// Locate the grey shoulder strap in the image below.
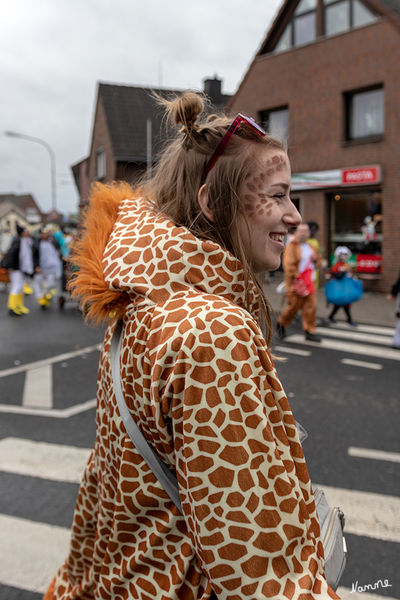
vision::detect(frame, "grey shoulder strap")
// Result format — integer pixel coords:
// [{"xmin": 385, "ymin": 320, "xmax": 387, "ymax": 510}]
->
[{"xmin": 110, "ymin": 320, "xmax": 182, "ymax": 512}]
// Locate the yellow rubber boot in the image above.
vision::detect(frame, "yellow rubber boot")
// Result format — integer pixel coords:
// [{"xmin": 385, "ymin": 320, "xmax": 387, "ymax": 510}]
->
[
  {"xmin": 16, "ymin": 293, "xmax": 30, "ymax": 314},
  {"xmin": 7, "ymin": 294, "xmax": 23, "ymax": 316},
  {"xmin": 23, "ymin": 283, "xmax": 33, "ymax": 295}
]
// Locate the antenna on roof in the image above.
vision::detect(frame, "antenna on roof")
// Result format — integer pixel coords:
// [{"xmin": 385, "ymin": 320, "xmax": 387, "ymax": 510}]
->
[{"xmin": 158, "ymin": 60, "xmax": 163, "ymax": 88}]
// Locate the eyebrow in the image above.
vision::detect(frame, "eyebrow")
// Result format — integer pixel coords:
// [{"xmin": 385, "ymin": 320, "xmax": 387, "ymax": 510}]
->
[{"xmin": 268, "ymin": 183, "xmax": 291, "ymax": 191}]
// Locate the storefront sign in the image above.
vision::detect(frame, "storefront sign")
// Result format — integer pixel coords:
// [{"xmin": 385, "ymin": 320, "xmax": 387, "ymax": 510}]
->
[
  {"xmin": 291, "ymin": 165, "xmax": 381, "ymax": 191},
  {"xmin": 342, "ymin": 166, "xmax": 381, "ymax": 186},
  {"xmin": 356, "ymin": 254, "xmax": 382, "ymax": 274}
]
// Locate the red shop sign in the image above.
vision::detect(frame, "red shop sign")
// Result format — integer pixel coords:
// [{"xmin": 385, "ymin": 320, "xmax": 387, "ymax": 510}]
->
[
  {"xmin": 356, "ymin": 254, "xmax": 382, "ymax": 273},
  {"xmin": 342, "ymin": 166, "xmax": 381, "ymax": 185}
]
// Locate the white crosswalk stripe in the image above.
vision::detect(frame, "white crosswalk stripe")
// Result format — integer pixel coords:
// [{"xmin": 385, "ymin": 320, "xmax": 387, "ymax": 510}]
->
[
  {"xmin": 277, "ymin": 323, "xmax": 400, "ymax": 362},
  {"xmin": 0, "ymin": 514, "xmax": 70, "ymax": 594}
]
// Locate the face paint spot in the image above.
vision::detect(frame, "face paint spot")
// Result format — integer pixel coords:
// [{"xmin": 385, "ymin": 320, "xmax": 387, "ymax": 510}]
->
[
  {"xmin": 266, "ymin": 168, "xmax": 274, "ymax": 176},
  {"xmin": 267, "ymin": 209, "xmax": 272, "ymax": 216},
  {"xmin": 247, "ymin": 183, "xmax": 256, "ymax": 192}
]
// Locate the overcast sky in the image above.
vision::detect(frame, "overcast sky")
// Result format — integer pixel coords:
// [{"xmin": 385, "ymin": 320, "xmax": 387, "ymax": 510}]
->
[{"xmin": 0, "ymin": 0, "xmax": 282, "ymax": 216}]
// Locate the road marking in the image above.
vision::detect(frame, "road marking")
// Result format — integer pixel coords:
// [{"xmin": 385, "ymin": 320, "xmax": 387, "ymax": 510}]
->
[
  {"xmin": 341, "ymin": 358, "xmax": 383, "ymax": 370},
  {"xmin": 285, "ymin": 334, "xmax": 400, "ymax": 361},
  {"xmin": 0, "ymin": 438, "xmax": 91, "ymax": 483},
  {"xmin": 274, "ymin": 345, "xmax": 311, "ymax": 356},
  {"xmin": 22, "ymin": 364, "xmax": 52, "ymax": 408},
  {"xmin": 338, "ymin": 585, "xmax": 397, "ymax": 600},
  {"xmin": 316, "ymin": 483, "xmax": 400, "ymax": 543},
  {"xmin": 348, "ymin": 446, "xmax": 400, "ymax": 464},
  {"xmin": 330, "ymin": 322, "xmax": 394, "ymax": 336},
  {"xmin": 0, "ymin": 397, "xmax": 96, "ymax": 418},
  {"xmin": 0, "ymin": 514, "xmax": 69, "ymax": 594},
  {"xmin": 1, "ymin": 436, "xmax": 398, "ymax": 543},
  {"xmin": 0, "ymin": 343, "xmax": 102, "ymax": 379},
  {"xmin": 316, "ymin": 327, "xmax": 392, "ymax": 346}
]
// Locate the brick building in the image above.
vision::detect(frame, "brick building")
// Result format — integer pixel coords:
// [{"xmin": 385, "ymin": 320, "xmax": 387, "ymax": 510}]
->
[
  {"xmin": 72, "ymin": 77, "xmax": 230, "ymax": 211},
  {"xmin": 228, "ymin": 0, "xmax": 400, "ymax": 290}
]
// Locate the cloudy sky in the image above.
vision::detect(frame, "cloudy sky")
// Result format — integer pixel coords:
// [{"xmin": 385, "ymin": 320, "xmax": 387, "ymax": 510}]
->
[{"xmin": 0, "ymin": 0, "xmax": 282, "ymax": 216}]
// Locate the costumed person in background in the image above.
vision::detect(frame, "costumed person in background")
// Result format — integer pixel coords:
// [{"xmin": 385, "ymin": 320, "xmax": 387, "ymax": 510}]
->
[
  {"xmin": 44, "ymin": 92, "xmax": 342, "ymax": 599},
  {"xmin": 387, "ymin": 270, "xmax": 400, "ymax": 349},
  {"xmin": 33, "ymin": 226, "xmax": 62, "ymax": 309},
  {"xmin": 327, "ymin": 246, "xmax": 359, "ymax": 327},
  {"xmin": 1, "ymin": 223, "xmax": 34, "ymax": 316},
  {"xmin": 277, "ymin": 223, "xmax": 322, "ymax": 342},
  {"xmin": 307, "ymin": 221, "xmax": 327, "ymax": 290},
  {"xmin": 53, "ymin": 227, "xmax": 71, "ymax": 307}
]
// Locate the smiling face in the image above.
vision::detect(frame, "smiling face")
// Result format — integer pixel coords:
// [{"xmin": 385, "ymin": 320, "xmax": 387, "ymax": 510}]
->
[{"xmin": 238, "ymin": 149, "xmax": 301, "ymax": 272}]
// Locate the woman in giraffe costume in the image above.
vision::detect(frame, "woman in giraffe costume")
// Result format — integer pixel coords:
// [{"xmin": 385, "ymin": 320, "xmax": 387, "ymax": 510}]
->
[{"xmin": 44, "ymin": 92, "xmax": 340, "ymax": 599}]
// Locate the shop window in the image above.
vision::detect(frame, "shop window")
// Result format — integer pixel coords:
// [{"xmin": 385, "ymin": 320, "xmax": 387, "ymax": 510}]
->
[
  {"xmin": 323, "ymin": 0, "xmax": 377, "ymax": 37},
  {"xmin": 345, "ymin": 86, "xmax": 384, "ymax": 140},
  {"xmin": 96, "ymin": 147, "xmax": 106, "ymax": 180},
  {"xmin": 259, "ymin": 107, "xmax": 289, "ymax": 146},
  {"xmin": 329, "ymin": 191, "xmax": 382, "ymax": 274}
]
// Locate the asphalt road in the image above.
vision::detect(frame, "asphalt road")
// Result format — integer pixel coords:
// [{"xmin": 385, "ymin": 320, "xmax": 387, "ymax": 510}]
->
[{"xmin": 0, "ymin": 289, "xmax": 398, "ymax": 600}]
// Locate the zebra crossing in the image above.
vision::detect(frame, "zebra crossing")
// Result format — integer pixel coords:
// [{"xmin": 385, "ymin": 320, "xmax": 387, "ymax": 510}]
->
[
  {"xmin": 0, "ymin": 323, "xmax": 398, "ymax": 599},
  {"xmin": 275, "ymin": 321, "xmax": 399, "ymax": 366}
]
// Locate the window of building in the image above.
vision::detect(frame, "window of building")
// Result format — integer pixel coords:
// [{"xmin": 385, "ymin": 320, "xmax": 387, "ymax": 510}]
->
[
  {"xmin": 323, "ymin": 0, "xmax": 377, "ymax": 37},
  {"xmin": 274, "ymin": 0, "xmax": 317, "ymax": 52},
  {"xmin": 325, "ymin": 0, "xmax": 350, "ymax": 36},
  {"xmin": 294, "ymin": 11, "xmax": 317, "ymax": 45},
  {"xmin": 259, "ymin": 107, "xmax": 289, "ymax": 146},
  {"xmin": 345, "ymin": 86, "xmax": 384, "ymax": 140},
  {"xmin": 353, "ymin": 0, "xmax": 377, "ymax": 27},
  {"xmin": 96, "ymin": 147, "xmax": 106, "ymax": 180},
  {"xmin": 275, "ymin": 23, "xmax": 292, "ymax": 52}
]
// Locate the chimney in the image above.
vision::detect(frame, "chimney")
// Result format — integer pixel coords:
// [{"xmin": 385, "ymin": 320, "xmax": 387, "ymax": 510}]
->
[{"xmin": 203, "ymin": 76, "xmax": 222, "ymax": 106}]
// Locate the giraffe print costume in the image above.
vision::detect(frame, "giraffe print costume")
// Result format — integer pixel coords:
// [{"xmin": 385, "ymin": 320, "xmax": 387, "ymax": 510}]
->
[{"xmin": 44, "ymin": 183, "xmax": 339, "ymax": 600}]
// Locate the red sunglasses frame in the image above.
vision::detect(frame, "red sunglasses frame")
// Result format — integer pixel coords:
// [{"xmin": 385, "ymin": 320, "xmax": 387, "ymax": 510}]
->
[{"xmin": 202, "ymin": 113, "xmax": 266, "ymax": 181}]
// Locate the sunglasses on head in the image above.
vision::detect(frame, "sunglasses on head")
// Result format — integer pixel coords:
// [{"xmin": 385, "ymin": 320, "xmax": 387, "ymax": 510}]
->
[{"xmin": 202, "ymin": 113, "xmax": 266, "ymax": 182}]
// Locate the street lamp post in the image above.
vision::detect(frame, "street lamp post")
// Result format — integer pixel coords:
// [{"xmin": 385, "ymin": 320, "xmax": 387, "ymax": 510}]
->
[{"xmin": 5, "ymin": 131, "xmax": 57, "ymax": 212}]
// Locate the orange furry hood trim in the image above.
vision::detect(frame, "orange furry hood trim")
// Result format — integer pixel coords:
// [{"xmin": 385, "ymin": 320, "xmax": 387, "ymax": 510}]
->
[
  {"xmin": 69, "ymin": 181, "xmax": 260, "ymax": 326},
  {"xmin": 68, "ymin": 182, "xmax": 138, "ymax": 324}
]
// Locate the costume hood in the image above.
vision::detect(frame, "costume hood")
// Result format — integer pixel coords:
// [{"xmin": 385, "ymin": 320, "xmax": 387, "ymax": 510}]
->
[{"xmin": 70, "ymin": 183, "xmax": 259, "ymax": 324}]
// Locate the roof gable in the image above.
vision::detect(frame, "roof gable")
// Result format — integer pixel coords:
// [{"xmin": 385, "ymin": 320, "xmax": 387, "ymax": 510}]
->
[{"xmin": 257, "ymin": 0, "xmax": 399, "ymax": 56}]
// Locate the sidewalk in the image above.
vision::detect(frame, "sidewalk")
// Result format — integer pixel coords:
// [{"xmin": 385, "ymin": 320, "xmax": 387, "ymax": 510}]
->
[{"xmin": 263, "ymin": 272, "xmax": 396, "ymax": 328}]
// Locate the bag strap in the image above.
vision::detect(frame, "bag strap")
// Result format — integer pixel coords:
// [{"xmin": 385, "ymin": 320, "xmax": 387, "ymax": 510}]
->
[{"xmin": 110, "ymin": 320, "xmax": 182, "ymax": 512}]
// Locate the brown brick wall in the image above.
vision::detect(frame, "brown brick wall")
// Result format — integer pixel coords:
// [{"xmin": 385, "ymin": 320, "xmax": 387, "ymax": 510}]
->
[
  {"xmin": 88, "ymin": 96, "xmax": 116, "ymax": 185},
  {"xmin": 229, "ymin": 19, "xmax": 400, "ymax": 290}
]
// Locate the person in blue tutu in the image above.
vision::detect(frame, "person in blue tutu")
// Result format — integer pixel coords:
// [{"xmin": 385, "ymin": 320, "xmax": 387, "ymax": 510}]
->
[{"xmin": 327, "ymin": 246, "xmax": 358, "ymax": 326}]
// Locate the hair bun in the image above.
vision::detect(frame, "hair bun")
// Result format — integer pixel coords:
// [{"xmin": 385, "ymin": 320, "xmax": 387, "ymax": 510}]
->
[{"xmin": 167, "ymin": 91, "xmax": 205, "ymax": 134}]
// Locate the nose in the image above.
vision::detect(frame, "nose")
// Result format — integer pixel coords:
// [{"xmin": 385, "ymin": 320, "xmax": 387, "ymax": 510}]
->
[{"xmin": 283, "ymin": 201, "xmax": 302, "ymax": 228}]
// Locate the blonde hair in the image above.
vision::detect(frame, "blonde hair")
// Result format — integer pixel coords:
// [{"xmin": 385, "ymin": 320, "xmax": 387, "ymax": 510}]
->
[{"xmin": 143, "ymin": 91, "xmax": 286, "ymax": 346}]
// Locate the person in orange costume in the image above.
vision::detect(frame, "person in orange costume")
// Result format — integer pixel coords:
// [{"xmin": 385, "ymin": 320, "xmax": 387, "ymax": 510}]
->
[
  {"xmin": 44, "ymin": 93, "xmax": 341, "ymax": 600},
  {"xmin": 277, "ymin": 223, "xmax": 322, "ymax": 342}
]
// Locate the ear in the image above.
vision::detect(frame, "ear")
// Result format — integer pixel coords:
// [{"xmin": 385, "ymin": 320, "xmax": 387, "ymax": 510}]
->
[{"xmin": 197, "ymin": 184, "xmax": 214, "ymax": 223}]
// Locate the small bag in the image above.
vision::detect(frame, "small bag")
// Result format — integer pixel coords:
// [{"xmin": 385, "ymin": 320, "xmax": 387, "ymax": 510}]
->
[
  {"xmin": 312, "ymin": 487, "xmax": 347, "ymax": 590},
  {"xmin": 110, "ymin": 321, "xmax": 347, "ymax": 592},
  {"xmin": 295, "ymin": 267, "xmax": 314, "ymax": 297}
]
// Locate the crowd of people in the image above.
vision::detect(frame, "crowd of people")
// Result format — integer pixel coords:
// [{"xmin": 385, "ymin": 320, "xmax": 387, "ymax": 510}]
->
[{"xmin": 0, "ymin": 223, "xmax": 75, "ymax": 315}]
